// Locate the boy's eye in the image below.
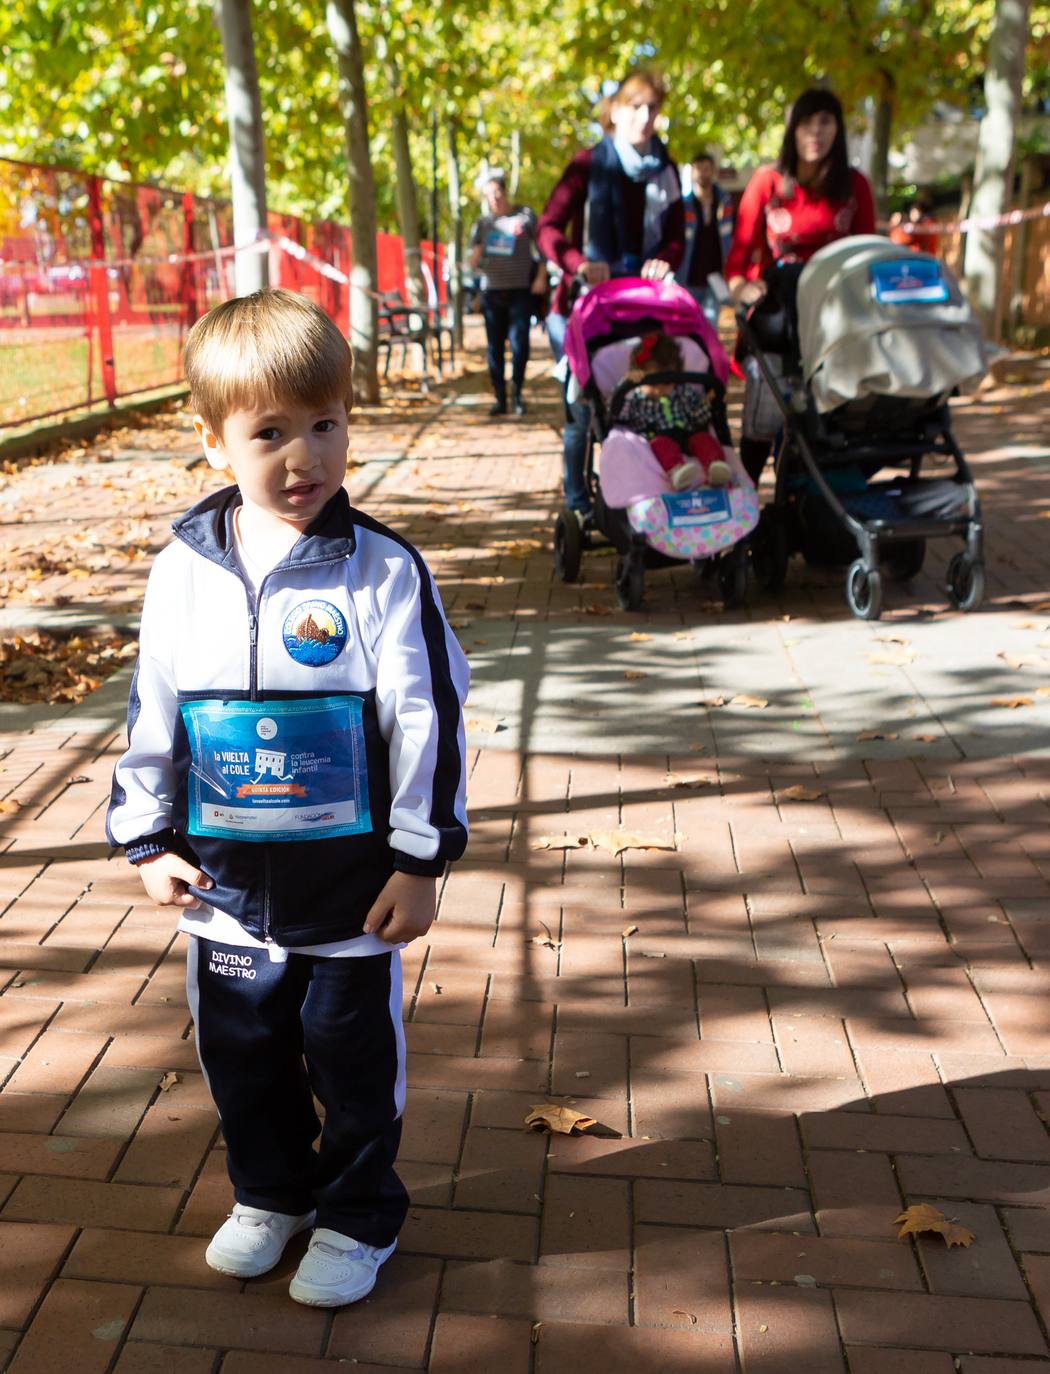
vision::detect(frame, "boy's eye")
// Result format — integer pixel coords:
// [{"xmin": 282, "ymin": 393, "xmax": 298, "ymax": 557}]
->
[
  {"xmin": 314, "ymin": 419, "xmax": 337, "ymax": 433},
  {"xmin": 255, "ymin": 426, "xmax": 280, "ymax": 441}
]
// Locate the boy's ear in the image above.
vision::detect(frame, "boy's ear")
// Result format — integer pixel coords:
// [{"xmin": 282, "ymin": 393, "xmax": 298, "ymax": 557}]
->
[{"xmin": 193, "ymin": 415, "xmax": 227, "ymax": 472}]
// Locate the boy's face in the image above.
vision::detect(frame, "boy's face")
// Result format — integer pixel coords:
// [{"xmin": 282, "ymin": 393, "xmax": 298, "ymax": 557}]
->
[{"xmin": 195, "ymin": 396, "xmax": 350, "ymax": 529}]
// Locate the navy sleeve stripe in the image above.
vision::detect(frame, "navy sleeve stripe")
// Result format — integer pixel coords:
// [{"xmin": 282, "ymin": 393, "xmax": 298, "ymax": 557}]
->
[{"xmin": 348, "ymin": 507, "xmax": 467, "ymax": 862}]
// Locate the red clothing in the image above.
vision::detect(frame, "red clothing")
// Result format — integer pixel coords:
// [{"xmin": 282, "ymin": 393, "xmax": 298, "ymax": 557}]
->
[
  {"xmin": 724, "ymin": 165, "xmax": 876, "ymax": 282},
  {"xmin": 537, "ymin": 148, "xmax": 685, "ymax": 317}
]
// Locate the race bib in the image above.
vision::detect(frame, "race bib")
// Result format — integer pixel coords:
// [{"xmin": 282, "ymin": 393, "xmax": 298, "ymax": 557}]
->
[
  {"xmin": 870, "ymin": 257, "xmax": 949, "ymax": 304},
  {"xmin": 661, "ymin": 488, "xmax": 732, "ymax": 528},
  {"xmin": 180, "ymin": 696, "xmax": 372, "ymax": 842}
]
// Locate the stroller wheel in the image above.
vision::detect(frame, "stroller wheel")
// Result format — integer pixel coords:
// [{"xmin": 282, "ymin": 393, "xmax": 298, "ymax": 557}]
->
[
  {"xmin": 719, "ymin": 545, "xmax": 748, "ymax": 610},
  {"xmin": 846, "ymin": 559, "xmax": 883, "ymax": 621},
  {"xmin": 946, "ymin": 553, "xmax": 985, "ymax": 612},
  {"xmin": 615, "ymin": 554, "xmax": 645, "ymax": 611},
  {"xmin": 554, "ymin": 509, "xmax": 583, "ymax": 583},
  {"xmin": 884, "ymin": 539, "xmax": 926, "ymax": 582}
]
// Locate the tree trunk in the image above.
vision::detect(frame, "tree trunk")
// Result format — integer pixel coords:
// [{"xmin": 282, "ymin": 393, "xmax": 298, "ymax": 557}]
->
[
  {"xmin": 1007, "ymin": 155, "xmax": 1037, "ymax": 338},
  {"xmin": 869, "ymin": 90, "xmax": 894, "ymax": 220},
  {"xmin": 509, "ymin": 128, "xmax": 521, "ymax": 196},
  {"xmin": 214, "ymin": 0, "xmax": 268, "ymax": 296},
  {"xmin": 325, "ymin": 0, "xmax": 380, "ymax": 404},
  {"xmin": 963, "ymin": 0, "xmax": 1030, "ymax": 335},
  {"xmin": 446, "ymin": 116, "xmax": 464, "ymax": 347},
  {"xmin": 389, "ymin": 95, "xmax": 428, "ymax": 309}
]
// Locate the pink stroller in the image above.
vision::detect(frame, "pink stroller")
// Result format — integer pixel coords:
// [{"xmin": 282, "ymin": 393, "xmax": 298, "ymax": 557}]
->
[{"xmin": 554, "ymin": 278, "xmax": 759, "ymax": 609}]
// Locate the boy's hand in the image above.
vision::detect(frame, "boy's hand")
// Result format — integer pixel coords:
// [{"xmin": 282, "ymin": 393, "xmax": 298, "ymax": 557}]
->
[
  {"xmin": 364, "ymin": 872, "xmax": 437, "ymax": 944},
  {"xmin": 136, "ymin": 852, "xmax": 213, "ymax": 909}
]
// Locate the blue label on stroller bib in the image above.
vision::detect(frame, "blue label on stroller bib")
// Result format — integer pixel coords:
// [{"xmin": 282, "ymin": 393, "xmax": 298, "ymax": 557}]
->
[
  {"xmin": 661, "ymin": 489, "xmax": 732, "ymax": 528},
  {"xmin": 870, "ymin": 258, "xmax": 949, "ymax": 304},
  {"xmin": 180, "ymin": 697, "xmax": 372, "ymax": 842}
]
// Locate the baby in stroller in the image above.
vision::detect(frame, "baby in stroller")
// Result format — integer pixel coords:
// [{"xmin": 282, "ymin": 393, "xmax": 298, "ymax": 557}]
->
[{"xmin": 619, "ymin": 331, "xmax": 731, "ymax": 491}]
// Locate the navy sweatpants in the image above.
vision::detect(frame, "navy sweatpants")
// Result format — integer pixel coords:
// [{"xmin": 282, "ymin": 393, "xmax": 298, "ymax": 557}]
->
[{"xmin": 186, "ymin": 937, "xmax": 408, "ymax": 1246}]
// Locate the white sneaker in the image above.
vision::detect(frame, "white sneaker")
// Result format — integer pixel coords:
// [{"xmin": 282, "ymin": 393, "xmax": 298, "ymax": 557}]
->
[
  {"xmin": 288, "ymin": 1228, "xmax": 397, "ymax": 1307},
  {"xmin": 205, "ymin": 1203, "xmax": 316, "ymax": 1278},
  {"xmin": 707, "ymin": 459, "xmax": 731, "ymax": 487},
  {"xmin": 670, "ymin": 458, "xmax": 703, "ymax": 491}
]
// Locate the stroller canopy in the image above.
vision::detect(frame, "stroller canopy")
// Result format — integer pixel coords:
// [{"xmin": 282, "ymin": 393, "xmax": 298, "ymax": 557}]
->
[
  {"xmin": 797, "ymin": 236, "xmax": 987, "ymax": 414},
  {"xmin": 564, "ymin": 278, "xmax": 729, "ymax": 389}
]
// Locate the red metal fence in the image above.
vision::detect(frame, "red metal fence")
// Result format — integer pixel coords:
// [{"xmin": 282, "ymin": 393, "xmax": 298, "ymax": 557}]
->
[{"xmin": 0, "ymin": 158, "xmax": 443, "ymax": 429}]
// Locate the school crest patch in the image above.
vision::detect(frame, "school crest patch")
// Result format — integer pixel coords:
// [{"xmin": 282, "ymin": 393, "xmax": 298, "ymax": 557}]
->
[{"xmin": 282, "ymin": 600, "xmax": 347, "ymax": 667}]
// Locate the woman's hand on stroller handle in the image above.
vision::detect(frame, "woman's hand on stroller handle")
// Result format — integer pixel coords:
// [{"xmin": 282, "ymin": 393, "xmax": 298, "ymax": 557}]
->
[
  {"xmin": 640, "ymin": 258, "xmax": 673, "ymax": 281},
  {"xmin": 578, "ymin": 260, "xmax": 611, "ymax": 285},
  {"xmin": 731, "ymin": 277, "xmax": 768, "ymax": 307}
]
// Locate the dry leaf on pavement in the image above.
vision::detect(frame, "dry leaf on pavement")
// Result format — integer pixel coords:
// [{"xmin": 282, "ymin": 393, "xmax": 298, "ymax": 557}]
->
[
  {"xmin": 778, "ymin": 785, "xmax": 825, "ymax": 802},
  {"xmin": 624, "ymin": 670, "xmax": 647, "ymax": 681},
  {"xmin": 531, "ymin": 834, "xmax": 588, "ymax": 851},
  {"xmin": 857, "ymin": 730, "xmax": 899, "ymax": 741},
  {"xmin": 867, "ymin": 648, "xmax": 917, "ymax": 666},
  {"xmin": 895, "ymin": 1203, "xmax": 975, "ymax": 1248},
  {"xmin": 466, "ymin": 717, "xmax": 504, "ymax": 733},
  {"xmin": 731, "ymin": 694, "xmax": 769, "ymax": 709},
  {"xmin": 626, "ymin": 632, "xmax": 652, "ymax": 642},
  {"xmin": 525, "ymin": 1103, "xmax": 597, "ymax": 1135},
  {"xmin": 665, "ymin": 772, "xmax": 715, "ymax": 789},
  {"xmin": 588, "ymin": 830, "xmax": 679, "ymax": 856},
  {"xmin": 998, "ymin": 651, "xmax": 1046, "ymax": 670},
  {"xmin": 158, "ymin": 1071, "xmax": 180, "ymax": 1092},
  {"xmin": 0, "ymin": 799, "xmax": 22, "ymax": 814},
  {"xmin": 583, "ymin": 602, "xmax": 613, "ymax": 616},
  {"xmin": 911, "ymin": 734, "xmax": 939, "ymax": 743},
  {"xmin": 990, "ymin": 695, "xmax": 1034, "ymax": 709}
]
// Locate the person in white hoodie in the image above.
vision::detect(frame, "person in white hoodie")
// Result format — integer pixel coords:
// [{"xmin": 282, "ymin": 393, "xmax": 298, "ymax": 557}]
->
[{"xmin": 107, "ymin": 288, "xmax": 469, "ymax": 1307}]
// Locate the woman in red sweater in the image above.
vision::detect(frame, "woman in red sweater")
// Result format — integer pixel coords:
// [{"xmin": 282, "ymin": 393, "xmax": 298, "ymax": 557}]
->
[
  {"xmin": 726, "ymin": 88, "xmax": 876, "ymax": 481},
  {"xmin": 537, "ymin": 71, "xmax": 684, "ymax": 515}
]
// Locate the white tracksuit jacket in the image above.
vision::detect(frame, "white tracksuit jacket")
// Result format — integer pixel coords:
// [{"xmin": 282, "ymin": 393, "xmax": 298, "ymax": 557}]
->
[{"xmin": 107, "ymin": 485, "xmax": 469, "ymax": 945}]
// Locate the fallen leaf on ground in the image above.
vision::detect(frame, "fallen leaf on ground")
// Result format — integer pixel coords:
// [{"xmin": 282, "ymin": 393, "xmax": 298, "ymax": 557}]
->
[
  {"xmin": 626, "ymin": 632, "xmax": 652, "ymax": 642},
  {"xmin": 703, "ymin": 695, "xmax": 727, "ymax": 708},
  {"xmin": 624, "ymin": 670, "xmax": 647, "ymax": 681},
  {"xmin": 531, "ymin": 834, "xmax": 589, "ymax": 851},
  {"xmin": 911, "ymin": 733, "xmax": 940, "ymax": 742},
  {"xmin": 532, "ymin": 922, "xmax": 561, "ymax": 951},
  {"xmin": 583, "ymin": 602, "xmax": 613, "ymax": 616},
  {"xmin": 0, "ymin": 799, "xmax": 22, "ymax": 814},
  {"xmin": 588, "ymin": 829, "xmax": 679, "ymax": 856},
  {"xmin": 875, "ymin": 634, "xmax": 909, "ymax": 645},
  {"xmin": 158, "ymin": 1071, "xmax": 180, "ymax": 1092},
  {"xmin": 731, "ymin": 694, "xmax": 769, "ymax": 709},
  {"xmin": 66, "ymin": 775, "xmax": 90, "ymax": 784},
  {"xmin": 778, "ymin": 785, "xmax": 825, "ymax": 802},
  {"xmin": 867, "ymin": 648, "xmax": 917, "ymax": 666},
  {"xmin": 1038, "ymin": 686, "xmax": 1050, "ymax": 698},
  {"xmin": 990, "ymin": 695, "xmax": 1033, "ymax": 709},
  {"xmin": 466, "ymin": 717, "xmax": 504, "ymax": 733},
  {"xmin": 672, "ymin": 1309, "xmax": 699, "ymax": 1324},
  {"xmin": 665, "ymin": 772, "xmax": 715, "ymax": 789},
  {"xmin": 622, "ymin": 925, "xmax": 639, "ymax": 937},
  {"xmin": 998, "ymin": 651, "xmax": 1046, "ymax": 669},
  {"xmin": 857, "ymin": 730, "xmax": 899, "ymax": 741},
  {"xmin": 525, "ymin": 1104, "xmax": 597, "ymax": 1135},
  {"xmin": 672, "ymin": 631, "xmax": 693, "ymax": 640},
  {"xmin": 895, "ymin": 1203, "xmax": 975, "ymax": 1247}
]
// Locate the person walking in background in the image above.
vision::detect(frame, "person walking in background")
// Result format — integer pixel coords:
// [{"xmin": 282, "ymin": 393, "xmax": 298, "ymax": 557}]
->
[
  {"xmin": 469, "ymin": 170, "xmax": 541, "ymax": 416},
  {"xmin": 725, "ymin": 87, "xmax": 876, "ymax": 484},
  {"xmin": 537, "ymin": 70, "xmax": 684, "ymax": 517},
  {"xmin": 676, "ymin": 151, "xmax": 732, "ymax": 329},
  {"xmin": 889, "ymin": 193, "xmax": 942, "ymax": 256}
]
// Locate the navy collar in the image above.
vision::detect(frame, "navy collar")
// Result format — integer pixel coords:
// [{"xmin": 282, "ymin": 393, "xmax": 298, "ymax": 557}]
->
[{"xmin": 172, "ymin": 484, "xmax": 357, "ymax": 572}]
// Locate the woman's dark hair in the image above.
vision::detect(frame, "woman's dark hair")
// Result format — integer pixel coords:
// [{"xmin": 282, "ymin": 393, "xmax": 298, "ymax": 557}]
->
[{"xmin": 776, "ymin": 88, "xmax": 851, "ymax": 202}]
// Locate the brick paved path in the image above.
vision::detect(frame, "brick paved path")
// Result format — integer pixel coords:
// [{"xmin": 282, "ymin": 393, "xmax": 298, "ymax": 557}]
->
[{"xmin": 2, "ymin": 337, "xmax": 1050, "ymax": 1372}]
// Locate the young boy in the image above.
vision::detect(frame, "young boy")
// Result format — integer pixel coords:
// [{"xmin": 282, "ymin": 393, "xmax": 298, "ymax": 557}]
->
[{"xmin": 107, "ymin": 288, "xmax": 469, "ymax": 1306}]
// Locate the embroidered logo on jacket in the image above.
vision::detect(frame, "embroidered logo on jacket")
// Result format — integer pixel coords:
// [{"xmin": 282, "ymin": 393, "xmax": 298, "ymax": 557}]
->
[{"xmin": 282, "ymin": 600, "xmax": 347, "ymax": 666}]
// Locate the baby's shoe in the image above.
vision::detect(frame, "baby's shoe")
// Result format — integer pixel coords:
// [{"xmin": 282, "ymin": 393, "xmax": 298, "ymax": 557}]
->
[
  {"xmin": 706, "ymin": 459, "xmax": 731, "ymax": 487},
  {"xmin": 205, "ymin": 1203, "xmax": 316, "ymax": 1277},
  {"xmin": 289, "ymin": 1228, "xmax": 397, "ymax": 1307},
  {"xmin": 670, "ymin": 458, "xmax": 703, "ymax": 491}
]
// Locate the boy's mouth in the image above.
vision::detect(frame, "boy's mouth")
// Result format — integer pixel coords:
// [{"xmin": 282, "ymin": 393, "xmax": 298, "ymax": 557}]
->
[{"xmin": 285, "ymin": 481, "xmax": 322, "ymax": 504}]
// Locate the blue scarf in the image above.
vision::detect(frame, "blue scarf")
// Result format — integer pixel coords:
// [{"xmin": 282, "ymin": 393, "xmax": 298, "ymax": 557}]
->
[{"xmin": 586, "ymin": 134, "xmax": 680, "ymax": 276}]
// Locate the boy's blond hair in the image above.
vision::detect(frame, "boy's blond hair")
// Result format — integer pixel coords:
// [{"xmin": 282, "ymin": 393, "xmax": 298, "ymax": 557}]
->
[{"xmin": 185, "ymin": 288, "xmax": 353, "ymax": 433}]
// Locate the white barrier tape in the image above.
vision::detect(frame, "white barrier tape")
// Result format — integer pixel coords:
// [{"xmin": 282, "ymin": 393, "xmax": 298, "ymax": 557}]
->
[{"xmin": 880, "ymin": 198, "xmax": 1050, "ymax": 236}]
